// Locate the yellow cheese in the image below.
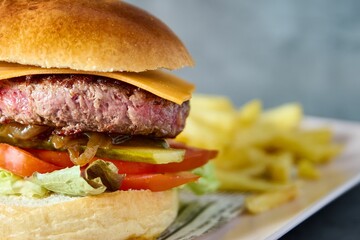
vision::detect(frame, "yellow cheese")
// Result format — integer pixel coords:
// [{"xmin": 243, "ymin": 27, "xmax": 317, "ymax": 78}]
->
[{"xmin": 0, "ymin": 62, "xmax": 194, "ymax": 104}]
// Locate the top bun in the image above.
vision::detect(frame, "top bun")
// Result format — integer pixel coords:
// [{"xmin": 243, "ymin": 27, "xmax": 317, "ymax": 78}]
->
[{"xmin": 0, "ymin": 0, "xmax": 194, "ymax": 72}]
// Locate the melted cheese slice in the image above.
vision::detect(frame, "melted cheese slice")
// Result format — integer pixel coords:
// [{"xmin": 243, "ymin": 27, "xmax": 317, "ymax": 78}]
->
[{"xmin": 0, "ymin": 62, "xmax": 194, "ymax": 104}]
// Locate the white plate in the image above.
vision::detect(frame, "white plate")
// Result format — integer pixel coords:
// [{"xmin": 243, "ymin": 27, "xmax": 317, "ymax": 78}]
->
[
  {"xmin": 220, "ymin": 117, "xmax": 360, "ymax": 240},
  {"xmin": 161, "ymin": 117, "xmax": 360, "ymax": 240}
]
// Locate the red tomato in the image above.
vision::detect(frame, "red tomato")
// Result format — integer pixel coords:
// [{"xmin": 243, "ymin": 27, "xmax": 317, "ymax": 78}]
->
[
  {"xmin": 120, "ymin": 172, "xmax": 199, "ymax": 191},
  {"xmin": 155, "ymin": 142, "xmax": 218, "ymax": 172},
  {"xmin": 27, "ymin": 149, "xmax": 74, "ymax": 168},
  {"xmin": 0, "ymin": 144, "xmax": 61, "ymax": 177},
  {"xmin": 0, "ymin": 142, "xmax": 213, "ymax": 191},
  {"xmin": 27, "ymin": 149, "xmax": 156, "ymax": 174},
  {"xmin": 103, "ymin": 159, "xmax": 156, "ymax": 174},
  {"xmin": 109, "ymin": 143, "xmax": 217, "ymax": 173}
]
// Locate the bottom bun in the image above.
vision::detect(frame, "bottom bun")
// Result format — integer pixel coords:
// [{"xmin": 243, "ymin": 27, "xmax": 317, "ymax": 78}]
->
[{"xmin": 0, "ymin": 190, "xmax": 178, "ymax": 240}]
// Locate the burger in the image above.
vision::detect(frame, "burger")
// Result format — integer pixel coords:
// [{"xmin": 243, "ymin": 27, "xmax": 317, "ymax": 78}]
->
[{"xmin": 0, "ymin": 0, "xmax": 217, "ymax": 239}]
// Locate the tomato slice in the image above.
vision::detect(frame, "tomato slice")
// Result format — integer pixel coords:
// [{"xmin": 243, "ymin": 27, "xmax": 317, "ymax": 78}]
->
[
  {"xmin": 0, "ymin": 144, "xmax": 61, "ymax": 177},
  {"xmin": 0, "ymin": 143, "xmax": 208, "ymax": 192},
  {"xmin": 156, "ymin": 142, "xmax": 218, "ymax": 172},
  {"xmin": 110, "ymin": 143, "xmax": 217, "ymax": 173},
  {"xmin": 104, "ymin": 159, "xmax": 156, "ymax": 174},
  {"xmin": 120, "ymin": 172, "xmax": 199, "ymax": 191},
  {"xmin": 27, "ymin": 149, "xmax": 74, "ymax": 168},
  {"xmin": 27, "ymin": 149, "xmax": 156, "ymax": 174}
]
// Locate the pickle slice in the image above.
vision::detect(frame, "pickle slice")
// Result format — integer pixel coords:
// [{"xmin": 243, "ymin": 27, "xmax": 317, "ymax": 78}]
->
[
  {"xmin": 0, "ymin": 135, "xmax": 184, "ymax": 164},
  {"xmin": 96, "ymin": 146, "xmax": 185, "ymax": 164}
]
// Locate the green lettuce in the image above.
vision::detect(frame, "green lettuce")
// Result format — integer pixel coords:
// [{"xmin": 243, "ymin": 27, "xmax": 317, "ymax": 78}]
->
[
  {"xmin": 185, "ymin": 162, "xmax": 220, "ymax": 195},
  {"xmin": 0, "ymin": 169, "xmax": 48, "ymax": 198},
  {"xmin": 30, "ymin": 160, "xmax": 122, "ymax": 197}
]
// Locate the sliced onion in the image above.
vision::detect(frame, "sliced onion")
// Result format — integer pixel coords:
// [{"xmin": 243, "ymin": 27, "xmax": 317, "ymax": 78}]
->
[
  {"xmin": 93, "ymin": 134, "xmax": 112, "ymax": 149},
  {"xmin": 50, "ymin": 135, "xmax": 88, "ymax": 149},
  {"xmin": 68, "ymin": 144, "xmax": 96, "ymax": 166},
  {"xmin": 0, "ymin": 123, "xmax": 49, "ymax": 140},
  {"xmin": 68, "ymin": 146, "xmax": 81, "ymax": 160},
  {"xmin": 51, "ymin": 132, "xmax": 111, "ymax": 166},
  {"xmin": 68, "ymin": 133, "xmax": 109, "ymax": 166},
  {"xmin": 50, "ymin": 135, "xmax": 70, "ymax": 149}
]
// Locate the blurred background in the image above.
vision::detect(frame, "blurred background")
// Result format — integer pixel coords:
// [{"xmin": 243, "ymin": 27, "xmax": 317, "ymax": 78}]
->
[
  {"xmin": 129, "ymin": 0, "xmax": 360, "ymax": 121},
  {"xmin": 128, "ymin": 1, "xmax": 360, "ymax": 239}
]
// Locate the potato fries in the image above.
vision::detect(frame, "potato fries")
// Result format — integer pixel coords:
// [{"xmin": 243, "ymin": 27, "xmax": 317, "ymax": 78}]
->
[
  {"xmin": 245, "ymin": 185, "xmax": 299, "ymax": 214},
  {"xmin": 177, "ymin": 95, "xmax": 343, "ymax": 213}
]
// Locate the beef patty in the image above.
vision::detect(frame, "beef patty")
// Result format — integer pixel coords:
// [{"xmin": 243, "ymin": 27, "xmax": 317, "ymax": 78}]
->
[{"xmin": 0, "ymin": 74, "xmax": 190, "ymax": 137}]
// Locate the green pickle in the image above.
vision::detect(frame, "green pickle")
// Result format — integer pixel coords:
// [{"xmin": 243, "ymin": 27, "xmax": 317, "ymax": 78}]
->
[
  {"xmin": 96, "ymin": 146, "xmax": 184, "ymax": 164},
  {"xmin": 0, "ymin": 135, "xmax": 185, "ymax": 164},
  {"xmin": 95, "ymin": 137, "xmax": 185, "ymax": 164}
]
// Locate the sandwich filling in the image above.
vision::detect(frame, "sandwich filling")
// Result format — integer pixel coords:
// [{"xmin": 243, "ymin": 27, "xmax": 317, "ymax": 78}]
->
[{"xmin": 0, "ymin": 73, "xmax": 218, "ymax": 198}]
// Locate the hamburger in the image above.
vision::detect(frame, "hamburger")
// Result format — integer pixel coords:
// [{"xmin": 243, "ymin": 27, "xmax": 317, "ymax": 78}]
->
[{"xmin": 0, "ymin": 0, "xmax": 217, "ymax": 239}]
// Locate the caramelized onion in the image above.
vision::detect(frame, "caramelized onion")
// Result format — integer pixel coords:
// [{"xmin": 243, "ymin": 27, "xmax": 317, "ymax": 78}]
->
[
  {"xmin": 50, "ymin": 135, "xmax": 71, "ymax": 149},
  {"xmin": 0, "ymin": 123, "xmax": 49, "ymax": 140},
  {"xmin": 50, "ymin": 135, "xmax": 88, "ymax": 149},
  {"xmin": 68, "ymin": 133, "xmax": 110, "ymax": 166}
]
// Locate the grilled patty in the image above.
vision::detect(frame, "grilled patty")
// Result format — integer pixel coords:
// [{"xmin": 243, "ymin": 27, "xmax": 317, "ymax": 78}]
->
[{"xmin": 0, "ymin": 74, "xmax": 190, "ymax": 137}]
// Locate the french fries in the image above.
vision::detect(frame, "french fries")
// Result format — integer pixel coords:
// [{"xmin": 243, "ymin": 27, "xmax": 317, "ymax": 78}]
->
[
  {"xmin": 216, "ymin": 169, "xmax": 291, "ymax": 192},
  {"xmin": 298, "ymin": 160, "xmax": 320, "ymax": 180},
  {"xmin": 245, "ymin": 185, "xmax": 299, "ymax": 214},
  {"xmin": 177, "ymin": 95, "xmax": 343, "ymax": 213}
]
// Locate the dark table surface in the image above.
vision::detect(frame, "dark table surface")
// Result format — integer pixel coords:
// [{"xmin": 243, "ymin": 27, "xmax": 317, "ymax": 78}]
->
[{"xmin": 281, "ymin": 183, "xmax": 360, "ymax": 240}]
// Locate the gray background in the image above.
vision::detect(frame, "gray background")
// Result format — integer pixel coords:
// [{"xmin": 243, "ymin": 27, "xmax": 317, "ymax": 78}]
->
[
  {"xmin": 129, "ymin": 0, "xmax": 360, "ymax": 121},
  {"xmin": 129, "ymin": 0, "xmax": 360, "ymax": 239}
]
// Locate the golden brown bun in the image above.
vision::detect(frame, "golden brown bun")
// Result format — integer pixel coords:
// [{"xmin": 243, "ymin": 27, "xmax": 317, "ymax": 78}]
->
[
  {"xmin": 0, "ymin": 0, "xmax": 194, "ymax": 72},
  {"xmin": 0, "ymin": 190, "xmax": 178, "ymax": 240}
]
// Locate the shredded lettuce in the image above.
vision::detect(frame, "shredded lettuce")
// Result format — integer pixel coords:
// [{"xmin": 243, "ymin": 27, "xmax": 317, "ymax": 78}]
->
[
  {"xmin": 185, "ymin": 162, "xmax": 220, "ymax": 195},
  {"xmin": 30, "ymin": 160, "xmax": 121, "ymax": 197},
  {"xmin": 0, "ymin": 169, "xmax": 48, "ymax": 198}
]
